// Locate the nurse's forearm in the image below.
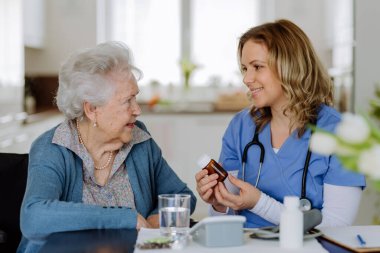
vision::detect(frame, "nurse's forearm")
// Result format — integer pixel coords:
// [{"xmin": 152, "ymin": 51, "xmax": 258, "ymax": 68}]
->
[{"xmin": 249, "ymin": 192, "xmax": 284, "ymax": 225}]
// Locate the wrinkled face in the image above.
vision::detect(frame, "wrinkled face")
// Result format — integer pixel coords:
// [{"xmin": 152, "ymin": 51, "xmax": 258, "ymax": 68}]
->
[
  {"xmin": 96, "ymin": 72, "xmax": 141, "ymax": 145},
  {"xmin": 240, "ymin": 40, "xmax": 287, "ymax": 110}
]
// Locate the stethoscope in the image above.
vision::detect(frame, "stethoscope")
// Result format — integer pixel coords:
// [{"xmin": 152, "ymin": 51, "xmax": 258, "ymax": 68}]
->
[{"xmin": 241, "ymin": 126, "xmax": 314, "ymax": 211}]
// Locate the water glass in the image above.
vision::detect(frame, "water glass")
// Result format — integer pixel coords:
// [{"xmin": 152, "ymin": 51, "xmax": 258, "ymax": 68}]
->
[{"xmin": 158, "ymin": 194, "xmax": 190, "ymax": 237}]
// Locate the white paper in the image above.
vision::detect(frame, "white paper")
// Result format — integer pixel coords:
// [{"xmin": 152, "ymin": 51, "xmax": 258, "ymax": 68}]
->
[{"xmin": 320, "ymin": 225, "xmax": 380, "ymax": 248}]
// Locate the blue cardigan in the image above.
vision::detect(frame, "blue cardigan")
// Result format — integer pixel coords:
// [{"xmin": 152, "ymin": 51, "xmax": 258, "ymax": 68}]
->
[{"xmin": 18, "ymin": 121, "xmax": 196, "ymax": 253}]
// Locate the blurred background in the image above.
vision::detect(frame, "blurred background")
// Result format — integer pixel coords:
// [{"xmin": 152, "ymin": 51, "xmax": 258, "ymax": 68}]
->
[{"xmin": 0, "ymin": 0, "xmax": 379, "ymax": 223}]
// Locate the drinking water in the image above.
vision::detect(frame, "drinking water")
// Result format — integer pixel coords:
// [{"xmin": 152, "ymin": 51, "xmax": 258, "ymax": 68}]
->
[{"xmin": 159, "ymin": 206, "xmax": 190, "ymax": 236}]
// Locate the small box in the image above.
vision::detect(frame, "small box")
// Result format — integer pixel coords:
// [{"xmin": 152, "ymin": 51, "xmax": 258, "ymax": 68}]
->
[{"xmin": 189, "ymin": 216, "xmax": 246, "ymax": 247}]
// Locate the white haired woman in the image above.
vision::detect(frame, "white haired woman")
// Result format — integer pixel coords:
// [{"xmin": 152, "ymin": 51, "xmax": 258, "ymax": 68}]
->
[{"xmin": 18, "ymin": 42, "xmax": 196, "ymax": 253}]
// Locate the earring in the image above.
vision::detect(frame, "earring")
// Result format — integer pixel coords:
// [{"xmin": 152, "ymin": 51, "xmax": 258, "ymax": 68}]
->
[{"xmin": 93, "ymin": 119, "xmax": 97, "ymax": 127}]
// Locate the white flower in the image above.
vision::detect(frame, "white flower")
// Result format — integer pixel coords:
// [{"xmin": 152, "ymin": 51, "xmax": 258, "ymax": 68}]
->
[
  {"xmin": 310, "ymin": 112, "xmax": 380, "ymax": 190},
  {"xmin": 358, "ymin": 145, "xmax": 380, "ymax": 180},
  {"xmin": 310, "ymin": 132, "xmax": 338, "ymax": 156},
  {"xmin": 336, "ymin": 113, "xmax": 370, "ymax": 144}
]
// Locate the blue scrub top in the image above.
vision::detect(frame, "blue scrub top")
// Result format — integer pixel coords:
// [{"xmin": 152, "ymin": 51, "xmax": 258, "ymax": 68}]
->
[{"xmin": 219, "ymin": 105, "xmax": 366, "ymax": 228}]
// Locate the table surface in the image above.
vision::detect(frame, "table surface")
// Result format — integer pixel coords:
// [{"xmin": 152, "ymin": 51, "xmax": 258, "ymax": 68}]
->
[{"xmin": 38, "ymin": 228, "xmax": 355, "ymax": 253}]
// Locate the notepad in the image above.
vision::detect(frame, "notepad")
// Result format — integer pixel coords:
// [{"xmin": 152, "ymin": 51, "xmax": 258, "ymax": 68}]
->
[{"xmin": 320, "ymin": 226, "xmax": 380, "ymax": 253}]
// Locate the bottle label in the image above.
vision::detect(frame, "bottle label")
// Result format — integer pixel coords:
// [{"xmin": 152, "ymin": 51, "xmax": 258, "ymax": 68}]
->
[{"xmin": 211, "ymin": 163, "xmax": 224, "ymax": 176}]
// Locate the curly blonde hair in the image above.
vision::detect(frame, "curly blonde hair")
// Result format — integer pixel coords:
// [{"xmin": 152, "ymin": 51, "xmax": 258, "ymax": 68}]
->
[{"xmin": 238, "ymin": 19, "xmax": 333, "ymax": 137}]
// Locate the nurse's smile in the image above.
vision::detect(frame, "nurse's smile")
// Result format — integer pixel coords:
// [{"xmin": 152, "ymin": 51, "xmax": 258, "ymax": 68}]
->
[{"xmin": 251, "ymin": 87, "xmax": 263, "ymax": 97}]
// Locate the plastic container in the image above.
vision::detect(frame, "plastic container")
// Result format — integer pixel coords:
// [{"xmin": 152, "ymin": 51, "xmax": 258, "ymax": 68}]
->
[
  {"xmin": 197, "ymin": 154, "xmax": 228, "ymax": 182},
  {"xmin": 280, "ymin": 196, "xmax": 304, "ymax": 249}
]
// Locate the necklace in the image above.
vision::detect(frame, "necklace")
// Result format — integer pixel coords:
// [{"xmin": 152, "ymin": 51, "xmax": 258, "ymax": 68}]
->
[{"xmin": 76, "ymin": 119, "xmax": 114, "ymax": 170}]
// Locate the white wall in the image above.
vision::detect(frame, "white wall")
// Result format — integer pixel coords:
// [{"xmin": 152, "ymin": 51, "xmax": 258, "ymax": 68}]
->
[
  {"xmin": 24, "ymin": 0, "xmax": 97, "ymax": 75},
  {"xmin": 354, "ymin": 0, "xmax": 380, "ymax": 111},
  {"xmin": 270, "ymin": 0, "xmax": 331, "ymax": 69}
]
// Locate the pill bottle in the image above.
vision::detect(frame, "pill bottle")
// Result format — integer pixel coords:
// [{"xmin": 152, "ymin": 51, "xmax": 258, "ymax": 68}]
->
[
  {"xmin": 280, "ymin": 196, "xmax": 303, "ymax": 249},
  {"xmin": 197, "ymin": 154, "xmax": 228, "ymax": 182}
]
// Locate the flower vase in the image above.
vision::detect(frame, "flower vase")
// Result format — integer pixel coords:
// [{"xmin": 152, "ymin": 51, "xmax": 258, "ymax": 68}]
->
[{"xmin": 184, "ymin": 73, "xmax": 191, "ymax": 90}]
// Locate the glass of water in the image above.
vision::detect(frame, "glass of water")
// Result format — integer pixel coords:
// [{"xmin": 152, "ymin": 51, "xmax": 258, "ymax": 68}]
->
[{"xmin": 158, "ymin": 194, "xmax": 190, "ymax": 237}]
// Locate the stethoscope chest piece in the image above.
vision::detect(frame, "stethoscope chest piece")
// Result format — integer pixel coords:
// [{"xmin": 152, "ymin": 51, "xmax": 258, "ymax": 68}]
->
[{"xmin": 299, "ymin": 198, "xmax": 312, "ymax": 211}]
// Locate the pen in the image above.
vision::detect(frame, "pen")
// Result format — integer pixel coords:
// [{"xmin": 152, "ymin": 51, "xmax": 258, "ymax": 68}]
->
[{"xmin": 356, "ymin": 234, "xmax": 366, "ymax": 246}]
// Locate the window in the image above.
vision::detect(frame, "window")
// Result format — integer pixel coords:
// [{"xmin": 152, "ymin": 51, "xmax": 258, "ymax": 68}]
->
[
  {"xmin": 325, "ymin": 0, "xmax": 354, "ymax": 111},
  {"xmin": 98, "ymin": 0, "xmax": 259, "ymax": 87},
  {"xmin": 0, "ymin": 0, "xmax": 23, "ymax": 87}
]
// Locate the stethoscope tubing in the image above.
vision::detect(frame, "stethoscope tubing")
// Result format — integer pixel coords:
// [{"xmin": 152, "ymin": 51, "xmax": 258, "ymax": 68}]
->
[
  {"xmin": 242, "ymin": 162, "xmax": 263, "ymax": 187},
  {"xmin": 241, "ymin": 126, "xmax": 313, "ymax": 210},
  {"xmin": 301, "ymin": 149, "xmax": 313, "ymax": 199},
  {"xmin": 242, "ymin": 127, "xmax": 264, "ymax": 183}
]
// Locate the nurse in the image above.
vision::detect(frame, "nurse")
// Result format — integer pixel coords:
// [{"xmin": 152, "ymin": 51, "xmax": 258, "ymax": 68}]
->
[{"xmin": 195, "ymin": 19, "xmax": 366, "ymax": 228}]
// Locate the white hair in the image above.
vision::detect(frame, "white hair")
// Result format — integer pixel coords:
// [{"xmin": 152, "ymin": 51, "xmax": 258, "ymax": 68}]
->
[{"xmin": 56, "ymin": 41, "xmax": 142, "ymax": 119}]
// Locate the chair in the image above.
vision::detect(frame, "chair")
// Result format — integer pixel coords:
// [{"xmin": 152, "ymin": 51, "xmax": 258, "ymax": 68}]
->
[{"xmin": 0, "ymin": 153, "xmax": 28, "ymax": 253}]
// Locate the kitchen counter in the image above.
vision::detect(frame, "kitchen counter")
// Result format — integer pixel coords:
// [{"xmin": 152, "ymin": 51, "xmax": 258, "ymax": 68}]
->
[{"xmin": 0, "ymin": 111, "xmax": 64, "ymax": 153}]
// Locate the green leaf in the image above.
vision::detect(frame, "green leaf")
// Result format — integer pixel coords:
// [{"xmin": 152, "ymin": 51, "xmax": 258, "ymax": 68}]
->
[
  {"xmin": 157, "ymin": 99, "xmax": 172, "ymax": 106},
  {"xmin": 368, "ymin": 120, "xmax": 380, "ymax": 142},
  {"xmin": 370, "ymin": 180, "xmax": 380, "ymax": 192},
  {"xmin": 336, "ymin": 138, "xmax": 372, "ymax": 150},
  {"xmin": 145, "ymin": 237, "xmax": 172, "ymax": 244},
  {"xmin": 337, "ymin": 155, "xmax": 359, "ymax": 171}
]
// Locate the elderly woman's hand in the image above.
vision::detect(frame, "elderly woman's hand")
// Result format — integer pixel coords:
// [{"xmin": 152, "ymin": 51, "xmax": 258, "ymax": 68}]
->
[
  {"xmin": 195, "ymin": 169, "xmax": 227, "ymax": 212},
  {"xmin": 214, "ymin": 174, "xmax": 261, "ymax": 211},
  {"xmin": 146, "ymin": 214, "xmax": 159, "ymax": 228},
  {"xmin": 136, "ymin": 213, "xmax": 152, "ymax": 230}
]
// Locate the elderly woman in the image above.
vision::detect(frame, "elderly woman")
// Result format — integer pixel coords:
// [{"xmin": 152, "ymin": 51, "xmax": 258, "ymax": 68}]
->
[{"xmin": 18, "ymin": 42, "xmax": 196, "ymax": 253}]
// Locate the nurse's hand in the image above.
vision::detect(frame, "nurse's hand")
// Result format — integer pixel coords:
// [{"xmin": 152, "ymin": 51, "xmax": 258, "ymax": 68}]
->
[
  {"xmin": 214, "ymin": 174, "xmax": 261, "ymax": 211},
  {"xmin": 195, "ymin": 169, "xmax": 227, "ymax": 212}
]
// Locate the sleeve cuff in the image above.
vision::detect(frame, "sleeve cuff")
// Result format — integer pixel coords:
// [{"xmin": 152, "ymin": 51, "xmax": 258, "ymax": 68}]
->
[
  {"xmin": 208, "ymin": 204, "xmax": 229, "ymax": 216},
  {"xmin": 249, "ymin": 192, "xmax": 283, "ymax": 225},
  {"xmin": 249, "ymin": 191, "xmax": 267, "ymax": 214}
]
